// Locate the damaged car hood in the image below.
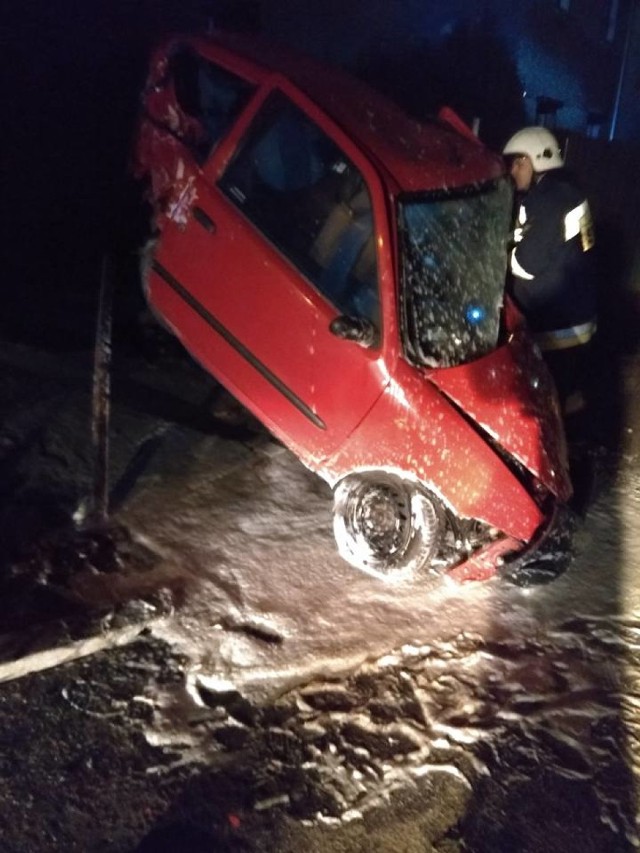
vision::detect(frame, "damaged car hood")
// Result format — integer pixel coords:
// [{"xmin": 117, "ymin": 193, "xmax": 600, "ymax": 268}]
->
[{"xmin": 427, "ymin": 334, "xmax": 572, "ymax": 502}]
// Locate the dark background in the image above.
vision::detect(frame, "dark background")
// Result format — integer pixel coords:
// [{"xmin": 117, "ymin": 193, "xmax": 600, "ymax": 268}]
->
[
  {"xmin": 4, "ymin": 1, "xmax": 638, "ymax": 359},
  {"xmin": 3, "ymin": 1, "xmax": 261, "ymax": 349}
]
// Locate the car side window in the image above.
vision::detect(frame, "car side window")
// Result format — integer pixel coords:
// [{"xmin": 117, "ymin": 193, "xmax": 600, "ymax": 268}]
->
[
  {"xmin": 166, "ymin": 48, "xmax": 255, "ymax": 163},
  {"xmin": 218, "ymin": 92, "xmax": 380, "ymax": 325}
]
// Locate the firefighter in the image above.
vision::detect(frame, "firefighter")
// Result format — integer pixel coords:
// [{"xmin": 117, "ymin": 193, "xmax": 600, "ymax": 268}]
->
[{"xmin": 502, "ymin": 127, "xmax": 597, "ymax": 423}]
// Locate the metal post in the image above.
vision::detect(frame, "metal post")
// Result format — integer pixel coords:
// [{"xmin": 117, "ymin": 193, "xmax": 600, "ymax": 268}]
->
[
  {"xmin": 609, "ymin": 0, "xmax": 636, "ymax": 141},
  {"xmin": 90, "ymin": 254, "xmax": 114, "ymax": 525}
]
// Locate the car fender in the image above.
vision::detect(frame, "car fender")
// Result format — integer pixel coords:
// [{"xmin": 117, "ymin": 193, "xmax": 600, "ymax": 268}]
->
[{"xmin": 320, "ymin": 371, "xmax": 545, "ymax": 543}]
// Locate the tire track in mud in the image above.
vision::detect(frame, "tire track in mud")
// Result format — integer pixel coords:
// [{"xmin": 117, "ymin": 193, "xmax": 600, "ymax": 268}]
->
[{"xmin": 141, "ymin": 617, "xmax": 640, "ymax": 849}]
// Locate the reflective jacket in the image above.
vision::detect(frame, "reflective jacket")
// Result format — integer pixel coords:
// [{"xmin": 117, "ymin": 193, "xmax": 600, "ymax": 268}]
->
[{"xmin": 509, "ymin": 169, "xmax": 597, "ymax": 350}]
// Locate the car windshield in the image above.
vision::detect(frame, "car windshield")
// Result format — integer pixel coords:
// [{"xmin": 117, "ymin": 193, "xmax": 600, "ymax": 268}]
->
[{"xmin": 399, "ymin": 179, "xmax": 512, "ymax": 368}]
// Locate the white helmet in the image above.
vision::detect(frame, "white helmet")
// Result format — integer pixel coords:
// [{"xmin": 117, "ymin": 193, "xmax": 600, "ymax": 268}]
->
[{"xmin": 503, "ymin": 126, "xmax": 564, "ymax": 172}]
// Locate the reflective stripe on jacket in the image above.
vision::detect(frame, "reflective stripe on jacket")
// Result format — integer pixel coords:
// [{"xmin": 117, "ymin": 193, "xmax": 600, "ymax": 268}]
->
[
  {"xmin": 510, "ymin": 199, "xmax": 595, "ymax": 281},
  {"xmin": 533, "ymin": 320, "xmax": 597, "ymax": 351},
  {"xmin": 508, "ymin": 170, "xmax": 597, "ymax": 336}
]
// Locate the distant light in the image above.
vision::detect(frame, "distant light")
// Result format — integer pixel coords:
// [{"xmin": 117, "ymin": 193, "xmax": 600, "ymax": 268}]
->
[{"xmin": 465, "ymin": 304, "xmax": 485, "ymax": 324}]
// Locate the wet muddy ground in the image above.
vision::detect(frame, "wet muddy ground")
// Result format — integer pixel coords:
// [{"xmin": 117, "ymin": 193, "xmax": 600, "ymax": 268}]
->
[{"xmin": 1, "ymin": 333, "xmax": 640, "ymax": 851}]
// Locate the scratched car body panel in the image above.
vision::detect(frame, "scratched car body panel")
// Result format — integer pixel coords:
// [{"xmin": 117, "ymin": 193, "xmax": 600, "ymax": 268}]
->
[{"xmin": 134, "ymin": 33, "xmax": 571, "ymax": 582}]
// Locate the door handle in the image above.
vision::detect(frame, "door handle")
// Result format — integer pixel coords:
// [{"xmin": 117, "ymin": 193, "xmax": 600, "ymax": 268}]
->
[{"xmin": 192, "ymin": 206, "xmax": 217, "ymax": 233}]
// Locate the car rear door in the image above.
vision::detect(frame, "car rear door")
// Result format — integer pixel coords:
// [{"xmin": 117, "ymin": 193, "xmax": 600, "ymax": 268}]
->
[{"xmin": 148, "ymin": 72, "xmax": 389, "ymax": 463}]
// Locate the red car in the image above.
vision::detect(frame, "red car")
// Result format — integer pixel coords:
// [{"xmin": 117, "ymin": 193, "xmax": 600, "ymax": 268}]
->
[{"xmin": 134, "ymin": 33, "xmax": 572, "ymax": 583}]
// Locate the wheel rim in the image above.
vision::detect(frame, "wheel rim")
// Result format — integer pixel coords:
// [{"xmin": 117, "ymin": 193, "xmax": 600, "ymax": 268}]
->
[
  {"xmin": 349, "ymin": 481, "xmax": 413, "ymax": 557},
  {"xmin": 333, "ymin": 474, "xmax": 442, "ymax": 578}
]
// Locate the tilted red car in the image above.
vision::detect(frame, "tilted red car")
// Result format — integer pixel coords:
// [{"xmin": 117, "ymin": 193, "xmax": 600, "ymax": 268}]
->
[{"xmin": 133, "ymin": 33, "xmax": 572, "ymax": 583}]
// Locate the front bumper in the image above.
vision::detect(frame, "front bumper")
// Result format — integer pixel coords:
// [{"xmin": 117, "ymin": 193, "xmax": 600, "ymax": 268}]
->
[
  {"xmin": 498, "ymin": 502, "xmax": 576, "ymax": 587},
  {"xmin": 446, "ymin": 501, "xmax": 575, "ymax": 586}
]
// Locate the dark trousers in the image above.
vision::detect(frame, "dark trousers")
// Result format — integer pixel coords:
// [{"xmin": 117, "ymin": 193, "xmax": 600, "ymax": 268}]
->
[
  {"xmin": 543, "ymin": 341, "xmax": 598, "ymax": 511},
  {"xmin": 543, "ymin": 340, "xmax": 594, "ymax": 409},
  {"xmin": 543, "ymin": 339, "xmax": 597, "ymax": 447}
]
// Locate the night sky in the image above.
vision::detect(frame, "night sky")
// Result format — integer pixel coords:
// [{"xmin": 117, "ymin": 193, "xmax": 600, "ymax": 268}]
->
[{"xmin": 5, "ymin": 2, "xmax": 208, "ymax": 347}]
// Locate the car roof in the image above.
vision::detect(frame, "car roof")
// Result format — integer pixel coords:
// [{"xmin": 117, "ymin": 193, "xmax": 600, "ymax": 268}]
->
[{"xmin": 169, "ymin": 33, "xmax": 505, "ymax": 194}]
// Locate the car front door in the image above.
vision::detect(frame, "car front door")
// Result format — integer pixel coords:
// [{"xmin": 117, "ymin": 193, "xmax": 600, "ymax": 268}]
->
[{"xmin": 149, "ymin": 79, "xmax": 389, "ymax": 463}]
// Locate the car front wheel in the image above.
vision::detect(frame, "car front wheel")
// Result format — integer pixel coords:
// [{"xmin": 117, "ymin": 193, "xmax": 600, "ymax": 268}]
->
[{"xmin": 332, "ymin": 473, "xmax": 443, "ymax": 580}]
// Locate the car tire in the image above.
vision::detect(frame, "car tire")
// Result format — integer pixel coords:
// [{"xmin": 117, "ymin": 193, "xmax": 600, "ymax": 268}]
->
[{"xmin": 332, "ymin": 473, "xmax": 443, "ymax": 580}]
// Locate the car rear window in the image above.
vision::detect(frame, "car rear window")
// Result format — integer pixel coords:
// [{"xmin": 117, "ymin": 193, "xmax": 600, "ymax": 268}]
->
[{"xmin": 168, "ymin": 47, "xmax": 256, "ymax": 162}]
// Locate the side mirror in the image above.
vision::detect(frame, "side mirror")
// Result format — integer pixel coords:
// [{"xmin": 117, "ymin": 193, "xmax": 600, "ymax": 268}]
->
[{"xmin": 329, "ymin": 315, "xmax": 377, "ymax": 348}]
